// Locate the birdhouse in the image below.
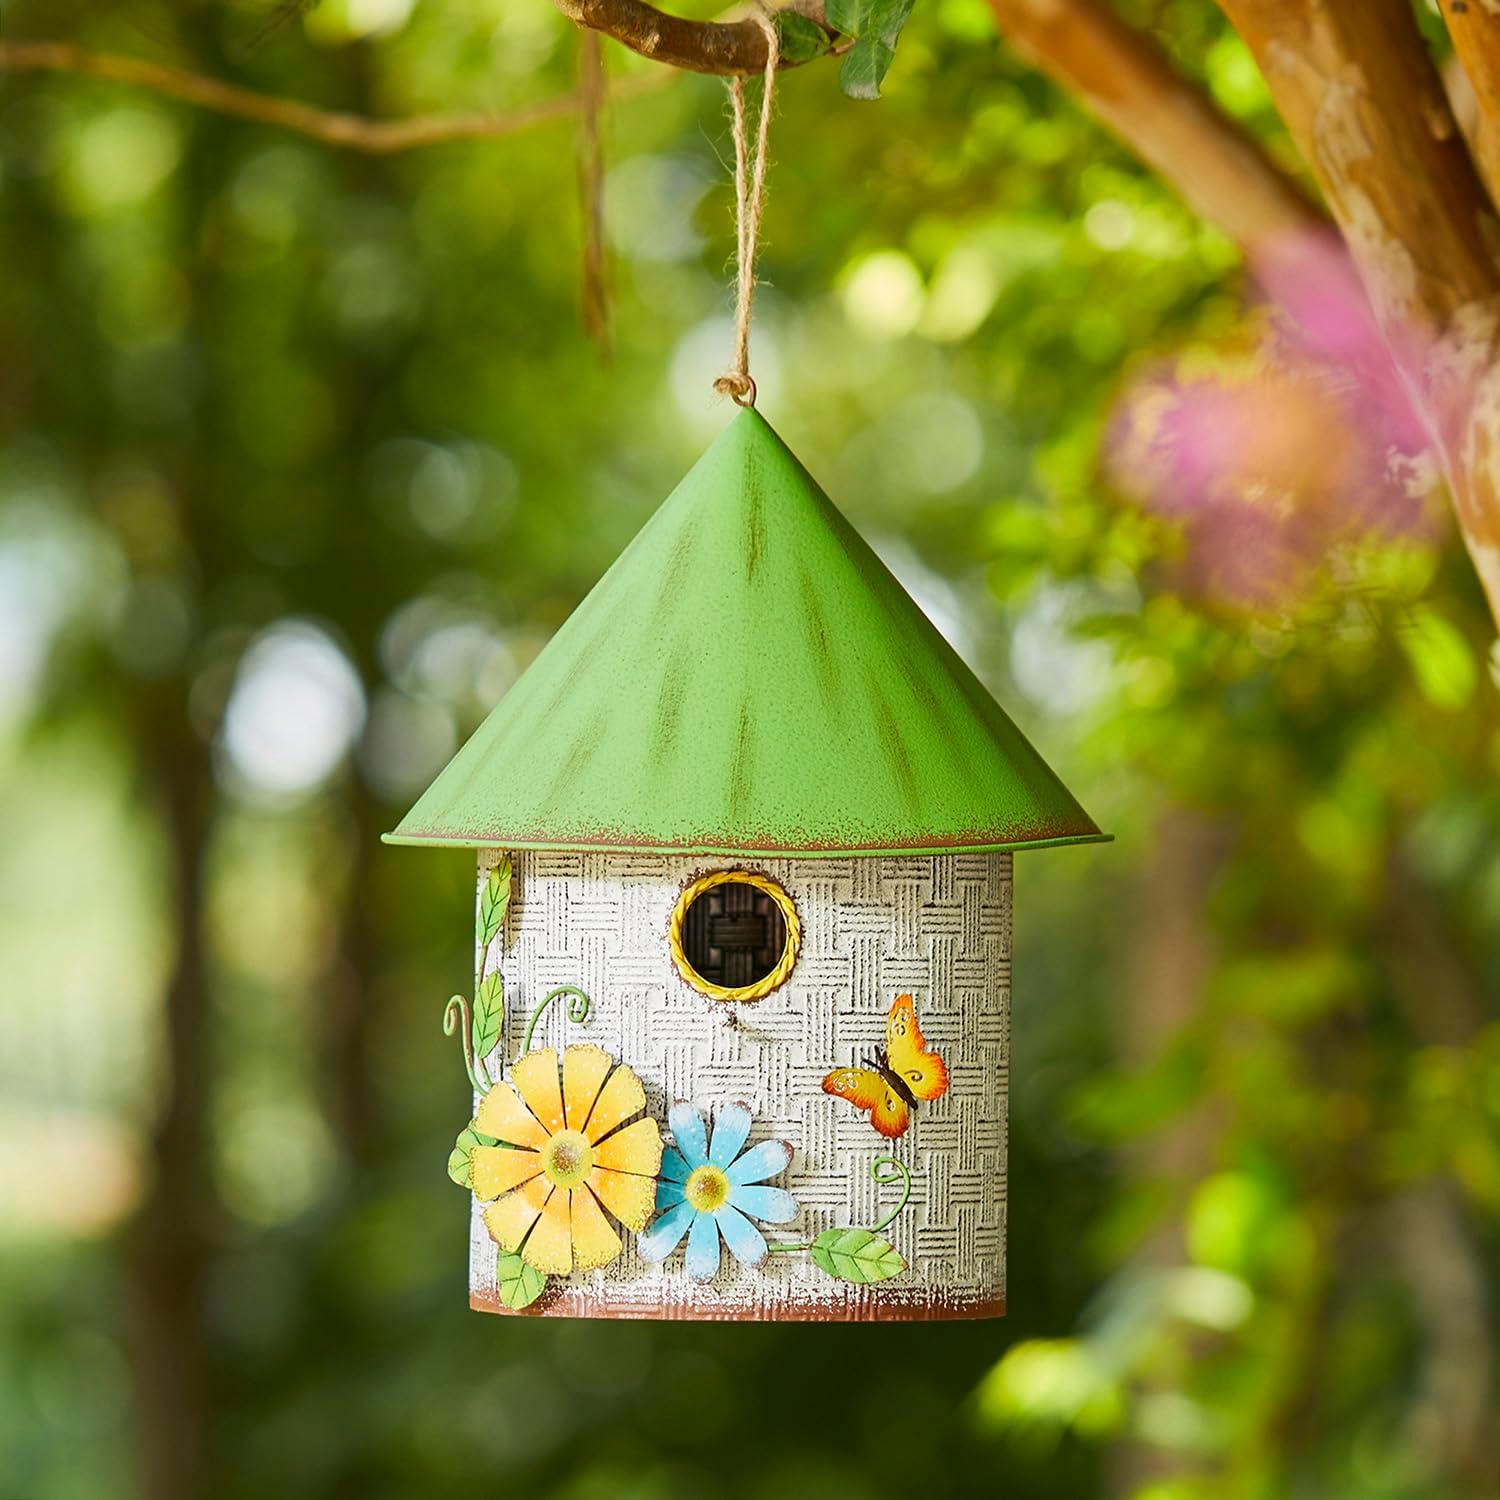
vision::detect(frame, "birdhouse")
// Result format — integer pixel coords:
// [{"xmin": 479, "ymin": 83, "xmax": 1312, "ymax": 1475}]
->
[{"xmin": 387, "ymin": 410, "xmax": 1106, "ymax": 1321}]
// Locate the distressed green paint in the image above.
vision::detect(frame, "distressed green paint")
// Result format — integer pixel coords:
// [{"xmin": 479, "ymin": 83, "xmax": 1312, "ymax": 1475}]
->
[{"xmin": 387, "ymin": 409, "xmax": 1106, "ymax": 857}]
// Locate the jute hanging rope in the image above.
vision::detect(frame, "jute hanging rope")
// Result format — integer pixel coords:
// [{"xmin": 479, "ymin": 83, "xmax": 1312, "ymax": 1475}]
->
[{"xmin": 712, "ymin": 6, "xmax": 779, "ymax": 407}]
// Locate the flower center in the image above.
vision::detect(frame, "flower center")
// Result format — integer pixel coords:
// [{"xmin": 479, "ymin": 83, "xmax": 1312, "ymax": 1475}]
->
[
  {"xmin": 685, "ymin": 1164, "xmax": 730, "ymax": 1214},
  {"xmin": 542, "ymin": 1129, "xmax": 593, "ymax": 1189}
]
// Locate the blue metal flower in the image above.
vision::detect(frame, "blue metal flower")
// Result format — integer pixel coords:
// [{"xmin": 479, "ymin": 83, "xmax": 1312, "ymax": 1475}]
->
[{"xmin": 638, "ymin": 1101, "xmax": 796, "ymax": 1281}]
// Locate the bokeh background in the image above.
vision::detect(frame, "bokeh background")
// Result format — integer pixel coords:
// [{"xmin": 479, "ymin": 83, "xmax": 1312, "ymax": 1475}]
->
[{"xmin": 1, "ymin": 2, "xmax": 1497, "ymax": 1497}]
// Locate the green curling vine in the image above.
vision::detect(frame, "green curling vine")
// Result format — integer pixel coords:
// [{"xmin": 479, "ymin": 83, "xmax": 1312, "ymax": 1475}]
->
[{"xmin": 768, "ymin": 1154, "xmax": 912, "ymax": 1285}]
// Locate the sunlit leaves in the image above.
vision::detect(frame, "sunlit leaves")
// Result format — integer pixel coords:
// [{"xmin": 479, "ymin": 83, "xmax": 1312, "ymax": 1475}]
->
[
  {"xmin": 825, "ymin": 0, "xmax": 917, "ymax": 98},
  {"xmin": 1384, "ymin": 1029, "xmax": 1500, "ymax": 1209},
  {"xmin": 1396, "ymin": 604, "xmax": 1477, "ymax": 710},
  {"xmin": 1185, "ymin": 1172, "xmax": 1309, "ymax": 1281},
  {"xmin": 975, "ymin": 1339, "xmax": 1124, "ymax": 1439}
]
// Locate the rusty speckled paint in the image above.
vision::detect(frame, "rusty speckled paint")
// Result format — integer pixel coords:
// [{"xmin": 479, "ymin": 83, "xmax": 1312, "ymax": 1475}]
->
[
  {"xmin": 469, "ymin": 1286, "xmax": 1008, "ymax": 1321},
  {"xmin": 386, "ymin": 409, "xmax": 1107, "ymax": 857}
]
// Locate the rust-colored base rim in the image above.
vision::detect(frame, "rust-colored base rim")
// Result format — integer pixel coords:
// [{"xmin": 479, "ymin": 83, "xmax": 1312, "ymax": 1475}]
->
[{"xmin": 470, "ymin": 1289, "xmax": 1007, "ymax": 1322}]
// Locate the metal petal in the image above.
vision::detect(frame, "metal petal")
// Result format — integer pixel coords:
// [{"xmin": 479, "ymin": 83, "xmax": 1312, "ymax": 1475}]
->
[
  {"xmin": 668, "ymin": 1101, "xmax": 709, "ymax": 1169},
  {"xmin": 637, "ymin": 1200, "xmax": 695, "ymax": 1264},
  {"xmin": 708, "ymin": 1101, "xmax": 753, "ymax": 1168},
  {"xmin": 725, "ymin": 1138, "xmax": 792, "ymax": 1187},
  {"xmin": 684, "ymin": 1207, "xmax": 722, "ymax": 1282},
  {"xmin": 715, "ymin": 1203, "xmax": 768, "ymax": 1268},
  {"xmin": 727, "ymin": 1184, "xmax": 797, "ymax": 1224},
  {"xmin": 659, "ymin": 1146, "xmax": 692, "ymax": 1183},
  {"xmin": 654, "ymin": 1176, "xmax": 687, "ymax": 1210}
]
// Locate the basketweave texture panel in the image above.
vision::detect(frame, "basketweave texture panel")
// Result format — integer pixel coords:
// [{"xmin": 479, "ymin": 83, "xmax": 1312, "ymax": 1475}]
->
[{"xmin": 466, "ymin": 848, "xmax": 1011, "ymax": 1321}]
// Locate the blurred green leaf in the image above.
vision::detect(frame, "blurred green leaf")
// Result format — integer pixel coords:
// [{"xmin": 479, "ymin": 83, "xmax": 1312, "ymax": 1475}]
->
[
  {"xmin": 1185, "ymin": 1171, "xmax": 1311, "ymax": 1281},
  {"xmin": 975, "ymin": 1339, "xmax": 1124, "ymax": 1437},
  {"xmin": 1211, "ymin": 948, "xmax": 1364, "ymax": 1026},
  {"xmin": 1069, "ymin": 1035, "xmax": 1207, "ymax": 1141},
  {"xmin": 1397, "ymin": 604, "xmax": 1477, "ymax": 709}
]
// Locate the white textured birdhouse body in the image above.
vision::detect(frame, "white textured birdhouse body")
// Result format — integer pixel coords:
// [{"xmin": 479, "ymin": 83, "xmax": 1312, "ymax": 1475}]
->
[{"xmin": 466, "ymin": 847, "xmax": 1012, "ymax": 1322}]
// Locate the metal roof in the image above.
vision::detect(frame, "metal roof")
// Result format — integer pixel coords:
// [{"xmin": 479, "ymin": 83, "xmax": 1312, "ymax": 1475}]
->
[{"xmin": 387, "ymin": 408, "xmax": 1106, "ymax": 857}]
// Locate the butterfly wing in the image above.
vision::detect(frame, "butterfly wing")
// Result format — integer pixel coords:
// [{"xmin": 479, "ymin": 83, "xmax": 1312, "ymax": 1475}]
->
[
  {"xmin": 886, "ymin": 994, "xmax": 950, "ymax": 1102},
  {"xmin": 822, "ymin": 1066, "xmax": 911, "ymax": 1140}
]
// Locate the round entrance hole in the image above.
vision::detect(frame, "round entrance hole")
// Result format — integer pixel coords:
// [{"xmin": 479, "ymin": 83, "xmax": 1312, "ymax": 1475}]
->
[{"xmin": 670, "ymin": 871, "xmax": 800, "ymax": 1003}]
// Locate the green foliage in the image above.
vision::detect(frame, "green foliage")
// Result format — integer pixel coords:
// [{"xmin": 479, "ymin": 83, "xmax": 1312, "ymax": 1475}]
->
[
  {"xmin": 446, "ymin": 1122, "xmax": 499, "ymax": 1189},
  {"xmin": 776, "ymin": 11, "xmax": 834, "ymax": 64},
  {"xmin": 825, "ymin": 0, "xmax": 917, "ymax": 98},
  {"xmin": 471, "ymin": 972, "xmax": 504, "ymax": 1067},
  {"xmin": 976, "ymin": 1339, "xmax": 1124, "ymax": 1437},
  {"xmin": 495, "ymin": 1251, "xmax": 547, "ymax": 1311},
  {"xmin": 808, "ymin": 1227, "xmax": 906, "ymax": 1282},
  {"xmin": 477, "ymin": 855, "xmax": 511, "ymax": 950},
  {"xmin": 1397, "ymin": 604, "xmax": 1478, "ymax": 709}
]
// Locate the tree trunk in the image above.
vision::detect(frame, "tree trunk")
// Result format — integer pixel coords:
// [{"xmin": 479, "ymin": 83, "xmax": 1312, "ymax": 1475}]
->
[
  {"xmin": 1440, "ymin": 0, "xmax": 1500, "ymax": 209},
  {"xmin": 1107, "ymin": 809, "xmax": 1226, "ymax": 1496},
  {"xmin": 123, "ymin": 685, "xmax": 215, "ymax": 1500},
  {"xmin": 1219, "ymin": 0, "xmax": 1500, "ymax": 632},
  {"xmin": 326, "ymin": 783, "xmax": 379, "ymax": 1164}
]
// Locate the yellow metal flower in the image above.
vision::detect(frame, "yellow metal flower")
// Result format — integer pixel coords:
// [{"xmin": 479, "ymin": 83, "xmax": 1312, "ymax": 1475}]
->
[{"xmin": 471, "ymin": 1045, "xmax": 663, "ymax": 1276}]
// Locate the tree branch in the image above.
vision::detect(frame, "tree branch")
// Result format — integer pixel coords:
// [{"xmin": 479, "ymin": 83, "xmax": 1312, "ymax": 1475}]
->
[
  {"xmin": 1217, "ymin": 0, "xmax": 1500, "ymax": 634},
  {"xmin": 0, "ymin": 39, "xmax": 668, "ymax": 153},
  {"xmin": 1440, "ymin": 0, "xmax": 1500, "ymax": 210},
  {"xmin": 984, "ymin": 0, "xmax": 1325, "ymax": 249},
  {"xmin": 552, "ymin": 0, "xmax": 832, "ymax": 74}
]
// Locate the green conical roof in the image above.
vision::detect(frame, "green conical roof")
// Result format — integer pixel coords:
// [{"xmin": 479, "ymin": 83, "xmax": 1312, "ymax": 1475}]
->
[{"xmin": 387, "ymin": 409, "xmax": 1105, "ymax": 858}]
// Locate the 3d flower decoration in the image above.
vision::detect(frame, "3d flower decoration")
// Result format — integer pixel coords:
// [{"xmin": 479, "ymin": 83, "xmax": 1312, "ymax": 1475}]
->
[
  {"xmin": 471, "ymin": 1043, "xmax": 663, "ymax": 1276},
  {"xmin": 639, "ymin": 1101, "xmax": 796, "ymax": 1281}
]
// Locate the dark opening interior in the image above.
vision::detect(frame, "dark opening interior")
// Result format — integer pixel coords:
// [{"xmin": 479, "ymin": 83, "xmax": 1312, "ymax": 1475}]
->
[{"xmin": 679, "ymin": 879, "xmax": 788, "ymax": 991}]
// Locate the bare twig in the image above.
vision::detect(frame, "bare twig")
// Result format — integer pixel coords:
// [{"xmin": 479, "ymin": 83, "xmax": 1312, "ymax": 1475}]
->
[
  {"xmin": 0, "ymin": 39, "xmax": 669, "ymax": 153},
  {"xmin": 551, "ymin": 0, "xmax": 833, "ymax": 75},
  {"xmin": 241, "ymin": 0, "xmax": 322, "ymax": 57}
]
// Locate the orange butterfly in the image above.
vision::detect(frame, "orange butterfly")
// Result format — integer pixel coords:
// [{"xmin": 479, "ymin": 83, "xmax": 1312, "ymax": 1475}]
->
[{"xmin": 822, "ymin": 994, "xmax": 949, "ymax": 1140}]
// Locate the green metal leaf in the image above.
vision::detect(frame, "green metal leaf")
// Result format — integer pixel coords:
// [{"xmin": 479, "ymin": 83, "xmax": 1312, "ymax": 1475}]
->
[
  {"xmin": 447, "ymin": 1121, "xmax": 499, "ymax": 1188},
  {"xmin": 478, "ymin": 855, "xmax": 512, "ymax": 949},
  {"xmin": 776, "ymin": 10, "xmax": 832, "ymax": 63},
  {"xmin": 836, "ymin": 0, "xmax": 915, "ymax": 100},
  {"xmin": 809, "ymin": 1226, "xmax": 906, "ymax": 1283},
  {"xmin": 496, "ymin": 1250, "xmax": 547, "ymax": 1310},
  {"xmin": 472, "ymin": 971, "xmax": 504, "ymax": 1066}
]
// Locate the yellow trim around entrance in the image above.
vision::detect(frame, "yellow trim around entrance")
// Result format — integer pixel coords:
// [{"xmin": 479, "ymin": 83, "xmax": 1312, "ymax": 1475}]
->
[{"xmin": 668, "ymin": 869, "xmax": 801, "ymax": 1003}]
